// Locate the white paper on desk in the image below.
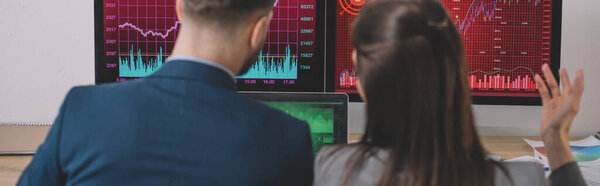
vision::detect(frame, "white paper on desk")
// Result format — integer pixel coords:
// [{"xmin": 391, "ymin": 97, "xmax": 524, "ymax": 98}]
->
[
  {"xmin": 505, "ymin": 155, "xmax": 543, "ymax": 163},
  {"xmin": 505, "ymin": 156, "xmax": 552, "ymax": 178},
  {"xmin": 523, "ymin": 136, "xmax": 600, "ymax": 185},
  {"xmin": 523, "ymin": 136, "xmax": 600, "ymax": 167}
]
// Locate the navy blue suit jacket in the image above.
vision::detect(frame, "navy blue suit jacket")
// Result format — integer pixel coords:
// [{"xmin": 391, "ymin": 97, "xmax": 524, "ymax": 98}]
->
[{"xmin": 18, "ymin": 61, "xmax": 314, "ymax": 186}]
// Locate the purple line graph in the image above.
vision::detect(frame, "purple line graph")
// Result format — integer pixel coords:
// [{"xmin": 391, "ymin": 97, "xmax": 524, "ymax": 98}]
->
[
  {"xmin": 116, "ymin": 0, "xmax": 300, "ymax": 58},
  {"xmin": 456, "ymin": 0, "xmax": 541, "ymax": 34},
  {"xmin": 118, "ymin": 21, "xmax": 180, "ymax": 39},
  {"xmin": 116, "ymin": 0, "xmax": 180, "ymax": 61}
]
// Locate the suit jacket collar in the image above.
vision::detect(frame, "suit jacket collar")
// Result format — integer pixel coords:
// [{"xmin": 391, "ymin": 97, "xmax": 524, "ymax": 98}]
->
[{"xmin": 149, "ymin": 60, "xmax": 237, "ymax": 90}]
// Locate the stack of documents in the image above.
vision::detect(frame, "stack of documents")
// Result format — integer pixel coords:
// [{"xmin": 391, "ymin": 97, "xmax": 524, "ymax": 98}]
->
[{"xmin": 520, "ymin": 136, "xmax": 600, "ymax": 186}]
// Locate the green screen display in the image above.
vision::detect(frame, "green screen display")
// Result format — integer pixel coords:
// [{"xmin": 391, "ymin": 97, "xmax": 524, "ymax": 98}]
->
[{"xmin": 264, "ymin": 102, "xmax": 340, "ymax": 154}]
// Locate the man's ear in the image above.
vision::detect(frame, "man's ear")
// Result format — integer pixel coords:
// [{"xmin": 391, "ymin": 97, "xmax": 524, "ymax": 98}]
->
[
  {"xmin": 352, "ymin": 49, "xmax": 366, "ymax": 102},
  {"xmin": 352, "ymin": 49, "xmax": 358, "ymax": 65},
  {"xmin": 176, "ymin": 0, "xmax": 184, "ymax": 22},
  {"xmin": 250, "ymin": 11, "xmax": 273, "ymax": 49}
]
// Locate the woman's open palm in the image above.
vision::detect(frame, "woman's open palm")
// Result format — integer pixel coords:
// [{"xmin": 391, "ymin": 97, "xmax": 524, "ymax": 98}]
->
[{"xmin": 534, "ymin": 64, "xmax": 584, "ymax": 138}]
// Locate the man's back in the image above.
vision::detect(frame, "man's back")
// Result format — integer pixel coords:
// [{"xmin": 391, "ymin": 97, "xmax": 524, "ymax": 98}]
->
[{"xmin": 18, "ymin": 61, "xmax": 314, "ymax": 186}]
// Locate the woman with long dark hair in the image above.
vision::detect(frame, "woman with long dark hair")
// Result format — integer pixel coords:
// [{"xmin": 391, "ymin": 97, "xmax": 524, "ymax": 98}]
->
[{"xmin": 314, "ymin": 0, "xmax": 586, "ymax": 185}]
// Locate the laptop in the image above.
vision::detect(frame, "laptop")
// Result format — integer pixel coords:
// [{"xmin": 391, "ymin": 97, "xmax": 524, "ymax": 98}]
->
[{"xmin": 240, "ymin": 92, "xmax": 349, "ymax": 154}]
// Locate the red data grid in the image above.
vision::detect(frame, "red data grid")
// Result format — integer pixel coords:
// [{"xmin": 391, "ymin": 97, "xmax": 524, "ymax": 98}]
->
[
  {"xmin": 442, "ymin": 0, "xmax": 552, "ymax": 97},
  {"xmin": 334, "ymin": 0, "xmax": 363, "ymax": 94},
  {"xmin": 334, "ymin": 0, "xmax": 554, "ymax": 98}
]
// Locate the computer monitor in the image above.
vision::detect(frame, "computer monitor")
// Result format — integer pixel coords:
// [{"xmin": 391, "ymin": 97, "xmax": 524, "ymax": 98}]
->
[
  {"xmin": 95, "ymin": 0, "xmax": 326, "ymax": 92},
  {"xmin": 240, "ymin": 92, "xmax": 348, "ymax": 154},
  {"xmin": 328, "ymin": 0, "xmax": 562, "ymax": 105}
]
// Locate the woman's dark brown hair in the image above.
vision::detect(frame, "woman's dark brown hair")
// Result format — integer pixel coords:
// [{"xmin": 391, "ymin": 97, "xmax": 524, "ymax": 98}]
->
[{"xmin": 337, "ymin": 0, "xmax": 510, "ymax": 185}]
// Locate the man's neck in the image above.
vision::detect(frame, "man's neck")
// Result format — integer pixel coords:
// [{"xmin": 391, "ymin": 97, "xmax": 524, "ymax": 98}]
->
[{"xmin": 171, "ymin": 29, "xmax": 245, "ymax": 76}]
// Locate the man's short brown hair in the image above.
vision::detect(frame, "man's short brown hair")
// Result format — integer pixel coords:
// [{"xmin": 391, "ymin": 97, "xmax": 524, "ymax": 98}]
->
[{"xmin": 183, "ymin": 0, "xmax": 276, "ymax": 26}]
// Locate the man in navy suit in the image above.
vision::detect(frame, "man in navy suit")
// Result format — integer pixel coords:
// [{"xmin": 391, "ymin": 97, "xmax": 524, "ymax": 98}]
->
[{"xmin": 18, "ymin": 0, "xmax": 314, "ymax": 185}]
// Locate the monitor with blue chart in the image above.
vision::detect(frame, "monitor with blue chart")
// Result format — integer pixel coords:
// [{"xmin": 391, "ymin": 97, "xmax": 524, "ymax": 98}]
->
[{"xmin": 95, "ymin": 0, "xmax": 326, "ymax": 92}]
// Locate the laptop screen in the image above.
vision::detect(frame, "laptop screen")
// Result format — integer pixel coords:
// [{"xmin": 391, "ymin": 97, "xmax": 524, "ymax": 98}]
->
[{"xmin": 241, "ymin": 93, "xmax": 348, "ymax": 154}]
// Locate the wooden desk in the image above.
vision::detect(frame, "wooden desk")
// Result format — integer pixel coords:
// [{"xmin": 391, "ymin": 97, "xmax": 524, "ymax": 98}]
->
[
  {"xmin": 350, "ymin": 134, "xmax": 539, "ymax": 160},
  {"xmin": 0, "ymin": 155, "xmax": 32, "ymax": 186},
  {"xmin": 0, "ymin": 135, "xmax": 561, "ymax": 186}
]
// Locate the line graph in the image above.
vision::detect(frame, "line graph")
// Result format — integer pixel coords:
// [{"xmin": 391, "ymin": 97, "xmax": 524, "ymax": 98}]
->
[
  {"xmin": 469, "ymin": 66, "xmax": 535, "ymax": 77},
  {"xmin": 455, "ymin": 0, "xmax": 542, "ymax": 35},
  {"xmin": 118, "ymin": 21, "xmax": 181, "ymax": 39}
]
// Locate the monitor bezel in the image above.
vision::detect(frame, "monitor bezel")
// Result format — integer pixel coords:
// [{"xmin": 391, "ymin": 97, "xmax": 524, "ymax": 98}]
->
[
  {"xmin": 94, "ymin": 0, "xmax": 108, "ymax": 84},
  {"xmin": 326, "ymin": 0, "xmax": 563, "ymax": 105}
]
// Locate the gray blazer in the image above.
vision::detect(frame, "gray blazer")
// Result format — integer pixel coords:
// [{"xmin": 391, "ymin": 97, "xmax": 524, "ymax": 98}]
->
[{"xmin": 314, "ymin": 145, "xmax": 547, "ymax": 186}]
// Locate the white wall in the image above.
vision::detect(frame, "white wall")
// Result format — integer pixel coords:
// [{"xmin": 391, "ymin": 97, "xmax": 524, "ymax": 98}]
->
[
  {"xmin": 0, "ymin": 0, "xmax": 95, "ymax": 124},
  {"xmin": 350, "ymin": 0, "xmax": 600, "ymax": 137},
  {"xmin": 0, "ymin": 0, "xmax": 598, "ymax": 136},
  {"xmin": 554, "ymin": 0, "xmax": 600, "ymax": 136}
]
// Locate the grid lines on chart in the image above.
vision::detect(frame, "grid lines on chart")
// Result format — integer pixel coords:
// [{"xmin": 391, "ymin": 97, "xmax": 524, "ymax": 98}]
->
[{"xmin": 117, "ymin": 0, "xmax": 178, "ymax": 58}]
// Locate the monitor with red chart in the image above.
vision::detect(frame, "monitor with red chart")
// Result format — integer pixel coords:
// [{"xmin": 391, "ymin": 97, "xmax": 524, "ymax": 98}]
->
[
  {"xmin": 95, "ymin": 0, "xmax": 326, "ymax": 92},
  {"xmin": 328, "ymin": 0, "xmax": 562, "ymax": 105}
]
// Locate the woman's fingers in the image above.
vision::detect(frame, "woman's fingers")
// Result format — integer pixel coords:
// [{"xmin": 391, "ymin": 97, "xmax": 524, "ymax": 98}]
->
[
  {"xmin": 559, "ymin": 68, "xmax": 571, "ymax": 95},
  {"xmin": 573, "ymin": 69, "xmax": 585, "ymax": 96},
  {"xmin": 542, "ymin": 64, "xmax": 560, "ymax": 98},
  {"xmin": 535, "ymin": 74, "xmax": 551, "ymax": 104}
]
